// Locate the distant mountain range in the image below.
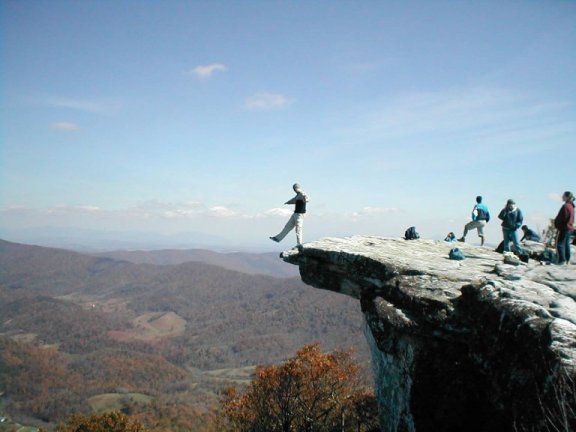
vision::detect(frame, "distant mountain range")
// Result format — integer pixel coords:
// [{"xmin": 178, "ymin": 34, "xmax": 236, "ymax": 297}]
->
[
  {"xmin": 93, "ymin": 248, "xmax": 299, "ymax": 278},
  {"xmin": 0, "ymin": 227, "xmax": 274, "ymax": 251},
  {"xmin": 0, "ymin": 239, "xmax": 368, "ymax": 429}
]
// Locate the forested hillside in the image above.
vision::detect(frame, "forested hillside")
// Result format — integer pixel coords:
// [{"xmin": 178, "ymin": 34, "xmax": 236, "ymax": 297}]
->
[{"xmin": 0, "ymin": 240, "xmax": 369, "ymax": 430}]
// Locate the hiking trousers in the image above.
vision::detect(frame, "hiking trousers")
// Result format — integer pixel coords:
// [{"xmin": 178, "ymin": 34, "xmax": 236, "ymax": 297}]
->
[
  {"xmin": 275, "ymin": 213, "xmax": 304, "ymax": 245},
  {"xmin": 557, "ymin": 230, "xmax": 573, "ymax": 264},
  {"xmin": 502, "ymin": 228, "xmax": 522, "ymax": 254},
  {"xmin": 464, "ymin": 220, "xmax": 486, "ymax": 237}
]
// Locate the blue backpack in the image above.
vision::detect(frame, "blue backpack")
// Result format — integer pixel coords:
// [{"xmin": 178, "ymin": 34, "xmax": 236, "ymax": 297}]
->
[
  {"xmin": 404, "ymin": 226, "xmax": 420, "ymax": 240},
  {"xmin": 449, "ymin": 248, "xmax": 465, "ymax": 260}
]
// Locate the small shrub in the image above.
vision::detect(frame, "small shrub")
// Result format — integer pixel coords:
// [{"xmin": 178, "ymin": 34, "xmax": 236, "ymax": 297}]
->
[{"xmin": 54, "ymin": 411, "xmax": 145, "ymax": 432}]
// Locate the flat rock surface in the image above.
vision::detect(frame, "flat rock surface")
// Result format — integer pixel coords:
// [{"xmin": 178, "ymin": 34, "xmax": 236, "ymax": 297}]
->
[{"xmin": 282, "ymin": 236, "xmax": 576, "ymax": 366}]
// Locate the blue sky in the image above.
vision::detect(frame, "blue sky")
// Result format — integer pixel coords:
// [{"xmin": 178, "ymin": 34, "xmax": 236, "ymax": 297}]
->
[{"xmin": 1, "ymin": 1, "xmax": 575, "ymax": 250}]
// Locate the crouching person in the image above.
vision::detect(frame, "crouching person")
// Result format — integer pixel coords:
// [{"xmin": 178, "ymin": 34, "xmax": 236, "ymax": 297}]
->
[{"xmin": 521, "ymin": 225, "xmax": 541, "ymax": 242}]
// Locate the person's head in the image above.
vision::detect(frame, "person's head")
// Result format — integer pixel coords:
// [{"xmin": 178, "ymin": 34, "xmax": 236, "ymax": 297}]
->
[
  {"xmin": 476, "ymin": 196, "xmax": 482, "ymax": 203},
  {"xmin": 293, "ymin": 183, "xmax": 302, "ymax": 193},
  {"xmin": 507, "ymin": 199, "xmax": 516, "ymax": 209},
  {"xmin": 562, "ymin": 191, "xmax": 574, "ymax": 203},
  {"xmin": 521, "ymin": 225, "xmax": 528, "ymax": 232}
]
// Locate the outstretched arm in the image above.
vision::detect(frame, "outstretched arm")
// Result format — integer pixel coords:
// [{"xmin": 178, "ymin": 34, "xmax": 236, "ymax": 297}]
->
[{"xmin": 285, "ymin": 192, "xmax": 308, "ymax": 205}]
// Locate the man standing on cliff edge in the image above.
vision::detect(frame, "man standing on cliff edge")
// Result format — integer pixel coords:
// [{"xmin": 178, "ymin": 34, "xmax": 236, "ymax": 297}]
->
[{"xmin": 270, "ymin": 183, "xmax": 309, "ymax": 246}]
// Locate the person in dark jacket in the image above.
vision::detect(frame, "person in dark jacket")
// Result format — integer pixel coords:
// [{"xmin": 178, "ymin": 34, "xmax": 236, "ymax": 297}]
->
[
  {"xmin": 521, "ymin": 225, "xmax": 541, "ymax": 242},
  {"xmin": 498, "ymin": 199, "xmax": 524, "ymax": 254},
  {"xmin": 554, "ymin": 191, "xmax": 575, "ymax": 265},
  {"xmin": 270, "ymin": 183, "xmax": 309, "ymax": 246}
]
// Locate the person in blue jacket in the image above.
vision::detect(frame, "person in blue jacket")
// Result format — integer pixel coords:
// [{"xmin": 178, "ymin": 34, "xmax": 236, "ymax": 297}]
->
[
  {"xmin": 498, "ymin": 199, "xmax": 524, "ymax": 254},
  {"xmin": 520, "ymin": 225, "xmax": 541, "ymax": 242},
  {"xmin": 458, "ymin": 196, "xmax": 490, "ymax": 246}
]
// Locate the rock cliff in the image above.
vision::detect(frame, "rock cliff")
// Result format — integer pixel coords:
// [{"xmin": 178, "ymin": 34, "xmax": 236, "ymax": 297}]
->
[{"xmin": 282, "ymin": 236, "xmax": 576, "ymax": 432}]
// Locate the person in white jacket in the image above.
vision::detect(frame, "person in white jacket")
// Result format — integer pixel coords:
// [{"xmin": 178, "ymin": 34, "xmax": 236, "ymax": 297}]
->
[{"xmin": 270, "ymin": 183, "xmax": 309, "ymax": 246}]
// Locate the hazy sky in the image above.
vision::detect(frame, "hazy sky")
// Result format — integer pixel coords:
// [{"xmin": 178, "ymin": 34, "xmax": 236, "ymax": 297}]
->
[{"xmin": 1, "ymin": 1, "xmax": 575, "ymax": 249}]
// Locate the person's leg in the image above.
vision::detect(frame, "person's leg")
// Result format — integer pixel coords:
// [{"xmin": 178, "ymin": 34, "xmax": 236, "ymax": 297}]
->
[
  {"xmin": 511, "ymin": 229, "xmax": 523, "ymax": 255},
  {"xmin": 273, "ymin": 214, "xmax": 297, "ymax": 242},
  {"xmin": 502, "ymin": 229, "xmax": 511, "ymax": 252},
  {"xmin": 462, "ymin": 222, "xmax": 471, "ymax": 239},
  {"xmin": 567, "ymin": 232, "xmax": 573, "ymax": 264},
  {"xmin": 477, "ymin": 221, "xmax": 486, "ymax": 246},
  {"xmin": 460, "ymin": 221, "xmax": 475, "ymax": 241},
  {"xmin": 557, "ymin": 230, "xmax": 567, "ymax": 264},
  {"xmin": 295, "ymin": 214, "xmax": 304, "ymax": 245}
]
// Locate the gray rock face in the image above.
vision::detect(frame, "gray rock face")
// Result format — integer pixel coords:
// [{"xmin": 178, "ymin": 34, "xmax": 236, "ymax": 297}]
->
[{"xmin": 282, "ymin": 236, "xmax": 576, "ymax": 432}]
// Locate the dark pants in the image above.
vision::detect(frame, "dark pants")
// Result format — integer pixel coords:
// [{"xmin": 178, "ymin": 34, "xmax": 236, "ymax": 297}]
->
[{"xmin": 557, "ymin": 230, "xmax": 573, "ymax": 264}]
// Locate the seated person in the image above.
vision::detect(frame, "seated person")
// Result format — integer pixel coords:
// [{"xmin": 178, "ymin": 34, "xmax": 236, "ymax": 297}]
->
[
  {"xmin": 444, "ymin": 232, "xmax": 456, "ymax": 242},
  {"xmin": 520, "ymin": 225, "xmax": 541, "ymax": 242}
]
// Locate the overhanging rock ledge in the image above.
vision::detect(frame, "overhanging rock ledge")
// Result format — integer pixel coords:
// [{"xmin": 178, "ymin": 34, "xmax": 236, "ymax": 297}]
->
[{"xmin": 282, "ymin": 236, "xmax": 576, "ymax": 432}]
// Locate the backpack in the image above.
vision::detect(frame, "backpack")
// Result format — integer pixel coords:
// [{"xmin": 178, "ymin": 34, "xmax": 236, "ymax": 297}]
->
[
  {"xmin": 404, "ymin": 226, "xmax": 420, "ymax": 240},
  {"xmin": 476, "ymin": 207, "xmax": 490, "ymax": 222},
  {"xmin": 449, "ymin": 248, "xmax": 465, "ymax": 261}
]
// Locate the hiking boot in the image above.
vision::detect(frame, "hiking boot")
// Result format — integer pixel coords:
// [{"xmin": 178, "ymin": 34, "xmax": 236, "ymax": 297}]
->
[
  {"xmin": 457, "ymin": 237, "xmax": 465, "ymax": 242},
  {"xmin": 270, "ymin": 236, "xmax": 279, "ymax": 243}
]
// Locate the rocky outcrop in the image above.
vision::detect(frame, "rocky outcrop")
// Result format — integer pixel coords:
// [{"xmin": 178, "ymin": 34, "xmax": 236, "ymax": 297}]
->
[{"xmin": 282, "ymin": 236, "xmax": 576, "ymax": 432}]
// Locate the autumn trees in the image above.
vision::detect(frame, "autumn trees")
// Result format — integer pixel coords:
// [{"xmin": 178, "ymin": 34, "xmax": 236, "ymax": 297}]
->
[
  {"xmin": 5, "ymin": 342, "xmax": 376, "ymax": 432},
  {"xmin": 220, "ymin": 344, "xmax": 379, "ymax": 432},
  {"xmin": 54, "ymin": 411, "xmax": 145, "ymax": 432}
]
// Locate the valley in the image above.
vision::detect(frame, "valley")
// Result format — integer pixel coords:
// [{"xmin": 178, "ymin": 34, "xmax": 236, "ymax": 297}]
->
[{"xmin": 0, "ymin": 240, "xmax": 369, "ymax": 430}]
